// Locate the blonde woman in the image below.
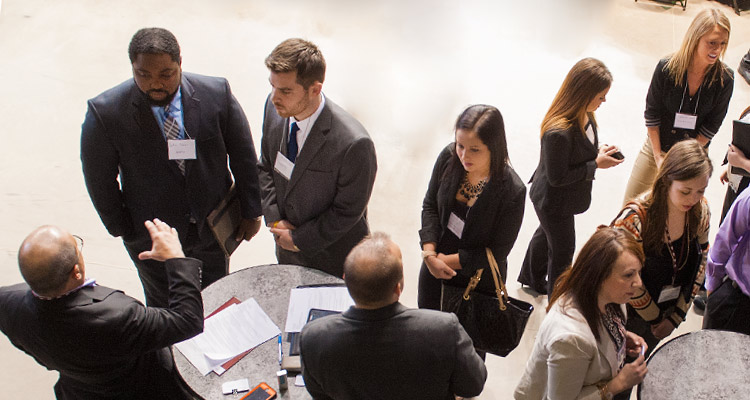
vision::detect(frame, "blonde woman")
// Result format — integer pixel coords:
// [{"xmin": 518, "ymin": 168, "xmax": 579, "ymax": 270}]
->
[
  {"xmin": 518, "ymin": 58, "xmax": 623, "ymax": 296},
  {"xmin": 623, "ymin": 8, "xmax": 733, "ymax": 203}
]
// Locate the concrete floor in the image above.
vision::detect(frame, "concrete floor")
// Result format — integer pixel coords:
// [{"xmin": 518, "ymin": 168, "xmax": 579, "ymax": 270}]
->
[{"xmin": 1, "ymin": 0, "xmax": 748, "ymax": 398}]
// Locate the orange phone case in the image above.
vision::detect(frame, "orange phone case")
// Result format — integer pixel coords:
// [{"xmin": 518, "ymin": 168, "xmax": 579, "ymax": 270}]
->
[{"xmin": 240, "ymin": 382, "xmax": 277, "ymax": 400}]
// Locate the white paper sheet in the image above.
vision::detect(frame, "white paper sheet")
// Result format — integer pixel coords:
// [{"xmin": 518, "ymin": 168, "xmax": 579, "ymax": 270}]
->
[
  {"xmin": 284, "ymin": 286, "xmax": 354, "ymax": 332},
  {"xmin": 175, "ymin": 298, "xmax": 280, "ymax": 375}
]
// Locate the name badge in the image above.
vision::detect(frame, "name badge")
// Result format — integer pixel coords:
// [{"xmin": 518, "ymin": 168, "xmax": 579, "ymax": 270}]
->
[
  {"xmin": 168, "ymin": 139, "xmax": 196, "ymax": 160},
  {"xmin": 274, "ymin": 151, "xmax": 295, "ymax": 180},
  {"xmin": 447, "ymin": 212, "xmax": 465, "ymax": 239},
  {"xmin": 673, "ymin": 113, "xmax": 697, "ymax": 130},
  {"xmin": 657, "ymin": 285, "xmax": 681, "ymax": 303}
]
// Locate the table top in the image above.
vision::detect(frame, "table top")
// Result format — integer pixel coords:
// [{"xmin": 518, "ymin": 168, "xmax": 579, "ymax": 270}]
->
[
  {"xmin": 638, "ymin": 329, "xmax": 750, "ymax": 399},
  {"xmin": 174, "ymin": 264, "xmax": 343, "ymax": 400}
]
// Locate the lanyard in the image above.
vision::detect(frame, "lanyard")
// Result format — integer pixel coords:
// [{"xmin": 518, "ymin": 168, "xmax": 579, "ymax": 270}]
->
[
  {"xmin": 678, "ymin": 83, "xmax": 702, "ymax": 116},
  {"xmin": 664, "ymin": 216, "xmax": 689, "ymax": 286}
]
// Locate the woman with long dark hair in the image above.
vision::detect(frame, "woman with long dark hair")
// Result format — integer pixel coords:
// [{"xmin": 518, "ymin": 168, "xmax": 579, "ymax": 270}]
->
[{"xmin": 418, "ymin": 105, "xmax": 525, "ymax": 315}]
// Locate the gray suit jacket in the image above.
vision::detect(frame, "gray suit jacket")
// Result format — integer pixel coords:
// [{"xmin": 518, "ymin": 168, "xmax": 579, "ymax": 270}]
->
[
  {"xmin": 0, "ymin": 258, "xmax": 203, "ymax": 399},
  {"xmin": 258, "ymin": 96, "xmax": 377, "ymax": 277},
  {"xmin": 300, "ymin": 302, "xmax": 487, "ymax": 400}
]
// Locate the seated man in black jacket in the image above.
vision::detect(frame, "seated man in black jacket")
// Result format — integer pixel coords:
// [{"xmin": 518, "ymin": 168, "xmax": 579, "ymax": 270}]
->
[
  {"xmin": 0, "ymin": 219, "xmax": 203, "ymax": 399},
  {"xmin": 300, "ymin": 232, "xmax": 487, "ymax": 400}
]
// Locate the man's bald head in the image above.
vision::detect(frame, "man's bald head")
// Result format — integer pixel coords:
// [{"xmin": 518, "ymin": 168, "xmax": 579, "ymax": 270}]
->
[
  {"xmin": 18, "ymin": 226, "xmax": 81, "ymax": 297},
  {"xmin": 343, "ymin": 232, "xmax": 403, "ymax": 308}
]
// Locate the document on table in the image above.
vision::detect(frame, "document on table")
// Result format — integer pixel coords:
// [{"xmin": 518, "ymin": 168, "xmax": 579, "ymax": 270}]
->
[
  {"xmin": 175, "ymin": 298, "xmax": 280, "ymax": 375},
  {"xmin": 284, "ymin": 286, "xmax": 354, "ymax": 332}
]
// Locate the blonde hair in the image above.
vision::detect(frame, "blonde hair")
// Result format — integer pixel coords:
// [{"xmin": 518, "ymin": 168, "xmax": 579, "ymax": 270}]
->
[
  {"xmin": 541, "ymin": 58, "xmax": 612, "ymax": 138},
  {"xmin": 665, "ymin": 8, "xmax": 730, "ymax": 88}
]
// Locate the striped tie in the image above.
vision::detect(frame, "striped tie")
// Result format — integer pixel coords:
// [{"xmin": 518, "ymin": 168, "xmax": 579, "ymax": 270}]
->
[{"xmin": 164, "ymin": 112, "xmax": 186, "ymax": 175}]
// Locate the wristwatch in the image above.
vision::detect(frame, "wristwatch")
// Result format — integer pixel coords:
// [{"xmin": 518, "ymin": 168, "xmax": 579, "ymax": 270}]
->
[{"xmin": 421, "ymin": 250, "xmax": 437, "ymax": 260}]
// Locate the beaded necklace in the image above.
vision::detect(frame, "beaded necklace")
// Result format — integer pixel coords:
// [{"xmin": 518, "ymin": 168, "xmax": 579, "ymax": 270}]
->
[{"xmin": 458, "ymin": 174, "xmax": 487, "ymax": 201}]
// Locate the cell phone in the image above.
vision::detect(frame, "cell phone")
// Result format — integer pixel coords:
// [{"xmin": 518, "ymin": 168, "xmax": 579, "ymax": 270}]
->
[
  {"xmin": 240, "ymin": 382, "xmax": 277, "ymax": 400},
  {"xmin": 611, "ymin": 151, "xmax": 625, "ymax": 160}
]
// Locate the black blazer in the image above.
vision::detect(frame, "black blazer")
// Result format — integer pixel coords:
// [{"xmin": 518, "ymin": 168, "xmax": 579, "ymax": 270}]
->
[
  {"xmin": 300, "ymin": 302, "xmax": 487, "ymax": 399},
  {"xmin": 529, "ymin": 124, "xmax": 598, "ymax": 216},
  {"xmin": 81, "ymin": 73, "xmax": 262, "ymax": 243},
  {"xmin": 419, "ymin": 145, "xmax": 526, "ymax": 283},
  {"xmin": 0, "ymin": 258, "xmax": 203, "ymax": 399}
]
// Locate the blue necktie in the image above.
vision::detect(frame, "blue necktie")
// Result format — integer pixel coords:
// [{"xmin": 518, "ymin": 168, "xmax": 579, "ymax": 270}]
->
[
  {"xmin": 287, "ymin": 122, "xmax": 300, "ymax": 163},
  {"xmin": 164, "ymin": 107, "xmax": 186, "ymax": 175}
]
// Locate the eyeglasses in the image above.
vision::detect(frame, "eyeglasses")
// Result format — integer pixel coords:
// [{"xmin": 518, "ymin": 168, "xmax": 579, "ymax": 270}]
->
[{"xmin": 72, "ymin": 235, "xmax": 84, "ymax": 253}]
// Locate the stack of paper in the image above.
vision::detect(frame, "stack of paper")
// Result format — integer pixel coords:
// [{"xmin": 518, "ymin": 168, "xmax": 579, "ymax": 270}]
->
[
  {"xmin": 285, "ymin": 286, "xmax": 354, "ymax": 332},
  {"xmin": 175, "ymin": 298, "xmax": 280, "ymax": 375}
]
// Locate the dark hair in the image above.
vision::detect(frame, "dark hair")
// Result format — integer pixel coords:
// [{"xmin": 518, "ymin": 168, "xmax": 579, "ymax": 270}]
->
[
  {"xmin": 128, "ymin": 27, "xmax": 181, "ymax": 63},
  {"xmin": 265, "ymin": 38, "xmax": 326, "ymax": 88},
  {"xmin": 343, "ymin": 232, "xmax": 403, "ymax": 306},
  {"xmin": 452, "ymin": 104, "xmax": 509, "ymax": 179},
  {"xmin": 19, "ymin": 237, "xmax": 78, "ymax": 296},
  {"xmin": 549, "ymin": 227, "xmax": 644, "ymax": 342},
  {"xmin": 641, "ymin": 140, "xmax": 713, "ymax": 253}
]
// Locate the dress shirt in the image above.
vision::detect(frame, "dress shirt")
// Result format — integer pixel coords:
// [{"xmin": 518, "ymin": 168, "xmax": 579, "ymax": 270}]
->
[
  {"xmin": 706, "ymin": 186, "xmax": 750, "ymax": 296},
  {"xmin": 289, "ymin": 93, "xmax": 325, "ymax": 153},
  {"xmin": 150, "ymin": 86, "xmax": 185, "ymax": 139}
]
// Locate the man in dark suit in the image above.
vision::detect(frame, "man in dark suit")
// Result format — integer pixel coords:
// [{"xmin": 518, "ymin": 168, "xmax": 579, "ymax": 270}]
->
[
  {"xmin": 300, "ymin": 232, "xmax": 487, "ymax": 400},
  {"xmin": 0, "ymin": 219, "xmax": 203, "ymax": 399},
  {"xmin": 258, "ymin": 38, "xmax": 377, "ymax": 277},
  {"xmin": 81, "ymin": 28, "xmax": 262, "ymax": 307}
]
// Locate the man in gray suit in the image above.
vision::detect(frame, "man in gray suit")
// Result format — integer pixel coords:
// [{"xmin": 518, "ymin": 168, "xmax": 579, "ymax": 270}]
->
[
  {"xmin": 300, "ymin": 232, "xmax": 487, "ymax": 400},
  {"xmin": 258, "ymin": 38, "xmax": 377, "ymax": 277}
]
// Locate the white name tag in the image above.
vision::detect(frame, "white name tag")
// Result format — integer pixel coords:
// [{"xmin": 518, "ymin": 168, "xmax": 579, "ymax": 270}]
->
[
  {"xmin": 657, "ymin": 285, "xmax": 681, "ymax": 303},
  {"xmin": 674, "ymin": 113, "xmax": 697, "ymax": 130},
  {"xmin": 274, "ymin": 151, "xmax": 295, "ymax": 180},
  {"xmin": 168, "ymin": 139, "xmax": 196, "ymax": 160},
  {"xmin": 447, "ymin": 212, "xmax": 465, "ymax": 239}
]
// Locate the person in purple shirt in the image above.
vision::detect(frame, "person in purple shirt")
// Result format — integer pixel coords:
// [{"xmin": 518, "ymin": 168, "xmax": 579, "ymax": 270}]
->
[{"xmin": 703, "ymin": 184, "xmax": 750, "ymax": 334}]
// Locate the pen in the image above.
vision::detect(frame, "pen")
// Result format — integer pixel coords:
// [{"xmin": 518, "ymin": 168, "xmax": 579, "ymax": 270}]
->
[{"xmin": 278, "ymin": 335, "xmax": 283, "ymax": 365}]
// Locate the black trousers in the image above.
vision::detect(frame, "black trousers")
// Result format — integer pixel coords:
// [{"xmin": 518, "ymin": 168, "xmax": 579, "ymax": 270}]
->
[
  {"xmin": 518, "ymin": 206, "xmax": 576, "ymax": 296},
  {"xmin": 703, "ymin": 277, "xmax": 750, "ymax": 335},
  {"xmin": 124, "ymin": 222, "xmax": 227, "ymax": 307}
]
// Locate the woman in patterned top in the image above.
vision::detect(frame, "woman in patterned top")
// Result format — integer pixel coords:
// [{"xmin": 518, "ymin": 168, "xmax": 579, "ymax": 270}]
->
[{"xmin": 612, "ymin": 139, "xmax": 712, "ymax": 358}]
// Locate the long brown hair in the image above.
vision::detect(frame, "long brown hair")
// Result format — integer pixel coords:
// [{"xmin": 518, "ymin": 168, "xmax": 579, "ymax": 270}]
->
[
  {"xmin": 640, "ymin": 140, "xmax": 712, "ymax": 253},
  {"xmin": 549, "ymin": 227, "xmax": 644, "ymax": 342},
  {"xmin": 451, "ymin": 104, "xmax": 509, "ymax": 179},
  {"xmin": 665, "ymin": 8, "xmax": 731, "ymax": 88},
  {"xmin": 541, "ymin": 58, "xmax": 612, "ymax": 138}
]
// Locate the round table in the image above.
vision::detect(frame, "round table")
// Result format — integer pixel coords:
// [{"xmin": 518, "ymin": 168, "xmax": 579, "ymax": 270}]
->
[
  {"xmin": 174, "ymin": 264, "xmax": 343, "ymax": 400},
  {"xmin": 638, "ymin": 329, "xmax": 750, "ymax": 399}
]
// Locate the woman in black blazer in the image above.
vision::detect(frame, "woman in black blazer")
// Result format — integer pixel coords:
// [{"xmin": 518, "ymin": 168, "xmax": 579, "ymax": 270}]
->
[
  {"xmin": 418, "ymin": 104, "xmax": 526, "ymax": 311},
  {"xmin": 518, "ymin": 58, "xmax": 623, "ymax": 296}
]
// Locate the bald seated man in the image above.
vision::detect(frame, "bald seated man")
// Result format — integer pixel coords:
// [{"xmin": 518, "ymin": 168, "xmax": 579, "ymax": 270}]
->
[
  {"xmin": 300, "ymin": 232, "xmax": 487, "ymax": 400},
  {"xmin": 0, "ymin": 219, "xmax": 203, "ymax": 399}
]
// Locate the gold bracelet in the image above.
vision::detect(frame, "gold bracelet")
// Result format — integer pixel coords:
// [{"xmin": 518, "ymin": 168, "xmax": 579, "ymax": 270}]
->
[{"xmin": 596, "ymin": 382, "xmax": 613, "ymax": 400}]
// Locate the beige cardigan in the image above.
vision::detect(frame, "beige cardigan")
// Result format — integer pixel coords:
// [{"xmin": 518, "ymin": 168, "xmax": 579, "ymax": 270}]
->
[{"xmin": 514, "ymin": 296, "xmax": 624, "ymax": 400}]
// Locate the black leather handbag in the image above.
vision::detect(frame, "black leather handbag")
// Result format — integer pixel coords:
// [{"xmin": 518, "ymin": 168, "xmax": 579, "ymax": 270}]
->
[{"xmin": 440, "ymin": 248, "xmax": 533, "ymax": 357}]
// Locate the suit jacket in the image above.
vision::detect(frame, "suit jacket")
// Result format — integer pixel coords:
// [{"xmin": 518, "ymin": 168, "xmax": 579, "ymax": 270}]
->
[
  {"xmin": 419, "ymin": 145, "xmax": 526, "ymax": 288},
  {"xmin": 258, "ymin": 96, "xmax": 377, "ymax": 277},
  {"xmin": 529, "ymin": 124, "xmax": 598, "ymax": 216},
  {"xmin": 300, "ymin": 302, "xmax": 487, "ymax": 400},
  {"xmin": 81, "ymin": 73, "xmax": 262, "ymax": 244},
  {"xmin": 0, "ymin": 258, "xmax": 204, "ymax": 399},
  {"xmin": 515, "ymin": 297, "xmax": 624, "ymax": 400}
]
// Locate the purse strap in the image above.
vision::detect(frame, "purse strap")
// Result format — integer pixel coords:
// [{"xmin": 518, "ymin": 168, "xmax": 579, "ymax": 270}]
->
[
  {"xmin": 486, "ymin": 247, "xmax": 509, "ymax": 311},
  {"xmin": 461, "ymin": 249, "xmax": 509, "ymax": 311}
]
